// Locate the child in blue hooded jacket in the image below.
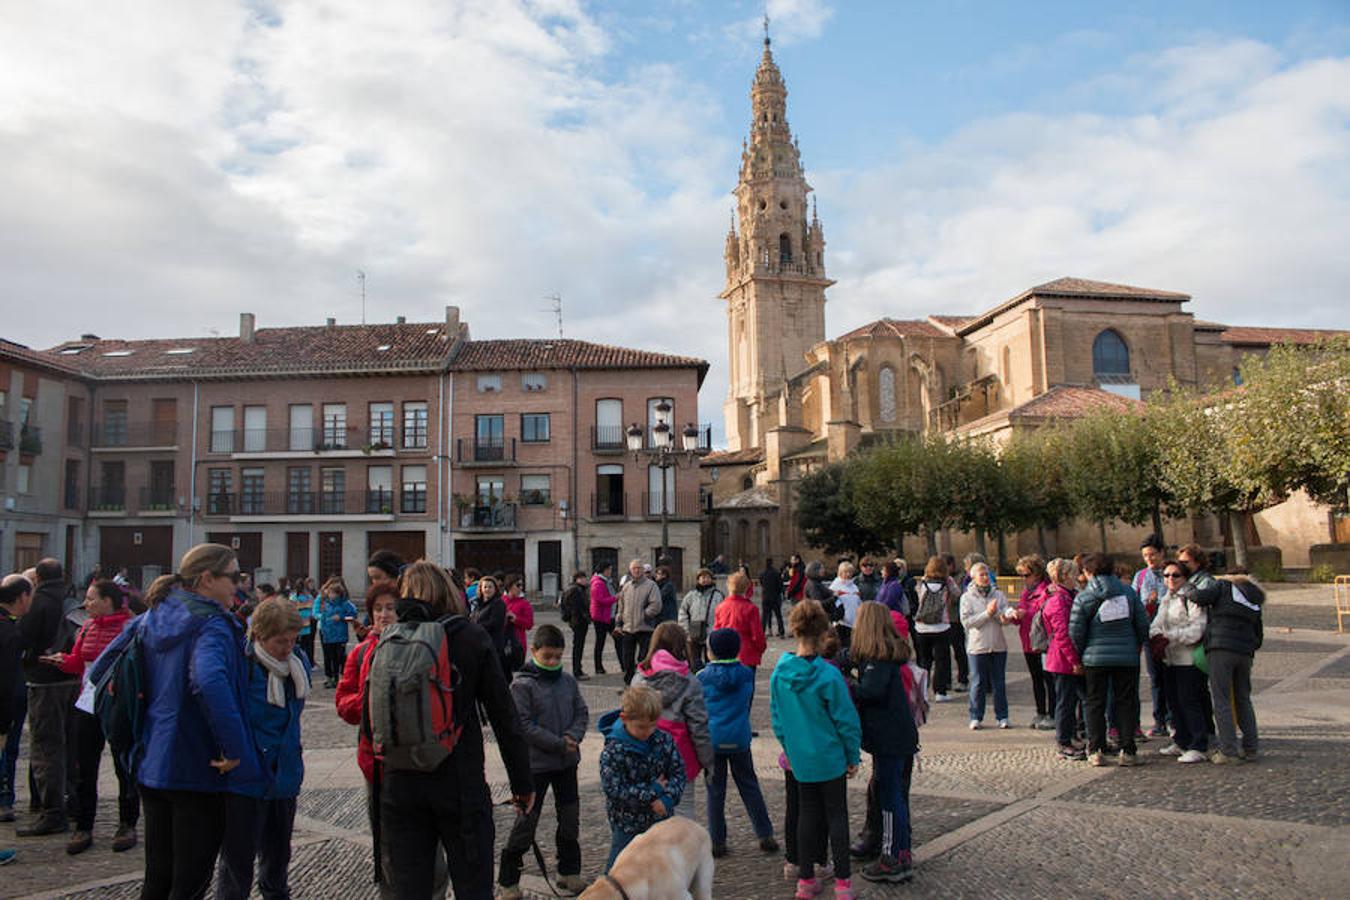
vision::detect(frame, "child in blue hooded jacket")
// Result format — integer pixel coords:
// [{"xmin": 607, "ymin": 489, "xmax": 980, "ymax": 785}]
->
[
  {"xmin": 317, "ymin": 577, "xmax": 357, "ymax": 688},
  {"xmin": 597, "ymin": 685, "xmax": 686, "ymax": 873},
  {"xmin": 772, "ymin": 600, "xmax": 862, "ymax": 900},
  {"xmin": 697, "ymin": 628, "xmax": 777, "ymax": 858},
  {"xmin": 215, "ymin": 597, "xmax": 310, "ymax": 900}
]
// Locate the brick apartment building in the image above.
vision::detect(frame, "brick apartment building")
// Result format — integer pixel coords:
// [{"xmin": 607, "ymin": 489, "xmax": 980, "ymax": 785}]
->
[{"xmin": 2, "ymin": 309, "xmax": 709, "ymax": 594}]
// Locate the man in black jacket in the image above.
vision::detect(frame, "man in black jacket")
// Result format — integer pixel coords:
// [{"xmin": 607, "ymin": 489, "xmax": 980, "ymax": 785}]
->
[
  {"xmin": 759, "ymin": 559, "xmax": 785, "ymax": 638},
  {"xmin": 1, "ymin": 574, "xmax": 34, "ymax": 826},
  {"xmin": 16, "ymin": 559, "xmax": 79, "ymax": 835},
  {"xmin": 559, "ymin": 571, "xmax": 591, "ymax": 679},
  {"xmin": 1194, "ymin": 574, "xmax": 1264, "ymax": 763},
  {"xmin": 381, "ymin": 593, "xmax": 534, "ymax": 899}
]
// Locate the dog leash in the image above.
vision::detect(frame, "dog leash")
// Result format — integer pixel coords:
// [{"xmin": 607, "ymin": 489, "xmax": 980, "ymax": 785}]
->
[
  {"xmin": 603, "ymin": 874, "xmax": 632, "ymax": 900},
  {"xmin": 496, "ymin": 797, "xmax": 562, "ymax": 897}
]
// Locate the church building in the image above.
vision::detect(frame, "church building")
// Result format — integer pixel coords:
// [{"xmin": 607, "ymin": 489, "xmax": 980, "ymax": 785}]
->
[{"xmin": 702, "ymin": 34, "xmax": 1346, "ymax": 571}]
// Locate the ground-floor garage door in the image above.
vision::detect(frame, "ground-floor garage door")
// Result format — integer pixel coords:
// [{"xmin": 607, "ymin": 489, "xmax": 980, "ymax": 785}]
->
[
  {"xmin": 454, "ymin": 539, "xmax": 525, "ymax": 581},
  {"xmin": 368, "ymin": 531, "xmax": 427, "ymax": 567}
]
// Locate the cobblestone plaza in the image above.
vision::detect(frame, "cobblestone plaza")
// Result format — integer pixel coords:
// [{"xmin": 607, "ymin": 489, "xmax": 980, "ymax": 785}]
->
[{"xmin": 6, "ymin": 585, "xmax": 1348, "ymax": 899}]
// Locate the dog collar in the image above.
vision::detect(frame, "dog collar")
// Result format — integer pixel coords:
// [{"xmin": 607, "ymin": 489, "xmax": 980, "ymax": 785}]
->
[{"xmin": 603, "ymin": 873, "xmax": 632, "ymax": 900}]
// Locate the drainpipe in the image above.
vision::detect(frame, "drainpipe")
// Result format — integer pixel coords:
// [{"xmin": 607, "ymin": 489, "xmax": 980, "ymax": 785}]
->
[
  {"xmin": 188, "ymin": 381, "xmax": 199, "ymax": 546},
  {"xmin": 571, "ymin": 365, "xmax": 580, "ymax": 574},
  {"xmin": 440, "ymin": 370, "xmax": 452, "ymax": 567}
]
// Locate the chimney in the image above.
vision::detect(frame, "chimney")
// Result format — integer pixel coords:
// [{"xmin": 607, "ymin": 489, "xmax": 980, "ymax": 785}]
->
[
  {"xmin": 326, "ymin": 317, "xmax": 336, "ymax": 327},
  {"xmin": 445, "ymin": 305, "xmax": 460, "ymax": 334},
  {"xmin": 396, "ymin": 315, "xmax": 406, "ymax": 324},
  {"xmin": 80, "ymin": 333, "xmax": 100, "ymax": 341},
  {"xmin": 240, "ymin": 313, "xmax": 255, "ymax": 342}
]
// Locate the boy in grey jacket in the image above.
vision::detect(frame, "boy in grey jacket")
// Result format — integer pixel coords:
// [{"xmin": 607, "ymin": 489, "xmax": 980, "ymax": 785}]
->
[{"xmin": 498, "ymin": 625, "xmax": 589, "ymax": 898}]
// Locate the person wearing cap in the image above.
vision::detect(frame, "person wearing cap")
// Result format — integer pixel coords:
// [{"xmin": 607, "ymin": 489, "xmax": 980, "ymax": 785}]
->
[{"xmin": 697, "ymin": 629, "xmax": 776, "ymax": 858}]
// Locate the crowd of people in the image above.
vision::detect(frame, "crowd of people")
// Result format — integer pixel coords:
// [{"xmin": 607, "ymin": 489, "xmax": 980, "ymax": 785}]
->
[{"xmin": 0, "ymin": 533, "xmax": 1265, "ymax": 897}]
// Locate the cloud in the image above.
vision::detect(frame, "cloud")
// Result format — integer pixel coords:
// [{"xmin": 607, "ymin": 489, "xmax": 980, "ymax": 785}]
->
[{"xmin": 725, "ymin": 0, "xmax": 834, "ymax": 48}]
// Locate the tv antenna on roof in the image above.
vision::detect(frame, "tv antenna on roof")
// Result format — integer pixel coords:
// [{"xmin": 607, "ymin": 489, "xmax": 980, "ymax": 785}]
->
[
  {"xmin": 357, "ymin": 270, "xmax": 367, "ymax": 324},
  {"xmin": 545, "ymin": 293, "xmax": 563, "ymax": 338}
]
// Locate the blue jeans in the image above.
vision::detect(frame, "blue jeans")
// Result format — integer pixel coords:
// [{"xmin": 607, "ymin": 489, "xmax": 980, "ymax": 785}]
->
[
  {"xmin": 606, "ymin": 825, "xmax": 640, "ymax": 873},
  {"xmin": 968, "ymin": 651, "xmax": 1008, "ymax": 722},
  {"xmin": 706, "ymin": 750, "xmax": 773, "ymax": 847},
  {"xmin": 0, "ymin": 684, "xmax": 26, "ymax": 808},
  {"xmin": 872, "ymin": 754, "xmax": 913, "ymax": 861}
]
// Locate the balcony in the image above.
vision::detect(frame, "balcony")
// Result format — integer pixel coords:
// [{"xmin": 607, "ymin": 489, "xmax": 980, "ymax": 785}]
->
[
  {"xmin": 640, "ymin": 492, "xmax": 704, "ymax": 521},
  {"xmin": 209, "ymin": 426, "xmax": 403, "ymax": 458},
  {"xmin": 591, "ymin": 492, "xmax": 627, "ymax": 520},
  {"xmin": 0, "ymin": 421, "xmax": 13, "ymax": 450},
  {"xmin": 138, "ymin": 486, "xmax": 179, "ymax": 516},
  {"xmin": 591, "ymin": 425, "xmax": 626, "ymax": 453},
  {"xmin": 19, "ymin": 425, "xmax": 42, "ymax": 455},
  {"xmin": 458, "ymin": 502, "xmax": 517, "ymax": 531},
  {"xmin": 67, "ymin": 421, "xmax": 85, "ymax": 449},
  {"xmin": 202, "ymin": 489, "xmax": 398, "ymax": 521},
  {"xmin": 88, "ymin": 484, "xmax": 127, "ymax": 514},
  {"xmin": 91, "ymin": 421, "xmax": 178, "ymax": 450},
  {"xmin": 456, "ymin": 436, "xmax": 516, "ymax": 466}
]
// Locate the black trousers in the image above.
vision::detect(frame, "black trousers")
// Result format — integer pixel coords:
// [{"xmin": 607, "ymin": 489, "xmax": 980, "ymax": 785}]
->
[
  {"xmin": 1166, "ymin": 664, "xmax": 1210, "ymax": 753},
  {"xmin": 1023, "ymin": 652, "xmax": 1056, "ymax": 717},
  {"xmin": 782, "ymin": 770, "xmax": 825, "ymax": 868},
  {"xmin": 798, "ymin": 775, "xmax": 850, "ymax": 882},
  {"xmin": 592, "ymin": 621, "xmax": 614, "ymax": 672},
  {"xmin": 619, "ymin": 632, "xmax": 651, "ymax": 685},
  {"xmin": 322, "ymin": 642, "xmax": 347, "ymax": 681},
  {"xmin": 1085, "ymin": 666, "xmax": 1140, "ymax": 755},
  {"xmin": 498, "ymin": 767, "xmax": 581, "ymax": 886},
  {"xmin": 570, "ymin": 623, "xmax": 589, "ymax": 676},
  {"xmin": 761, "ymin": 599, "xmax": 784, "ymax": 636},
  {"xmin": 913, "ymin": 630, "xmax": 951, "ymax": 694},
  {"xmin": 139, "ymin": 786, "xmax": 227, "ymax": 900},
  {"xmin": 382, "ymin": 768, "xmax": 496, "ymax": 900},
  {"xmin": 73, "ymin": 709, "xmax": 139, "ymax": 832},
  {"xmin": 297, "ymin": 631, "xmax": 316, "ymax": 667},
  {"xmin": 27, "ymin": 680, "xmax": 79, "ymax": 821},
  {"xmin": 948, "ymin": 623, "xmax": 969, "ymax": 685},
  {"xmin": 216, "ymin": 794, "xmax": 297, "ymax": 900}
]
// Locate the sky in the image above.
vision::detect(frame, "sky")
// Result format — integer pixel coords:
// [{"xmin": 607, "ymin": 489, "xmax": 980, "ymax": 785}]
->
[{"xmin": 2, "ymin": 0, "xmax": 1348, "ymax": 442}]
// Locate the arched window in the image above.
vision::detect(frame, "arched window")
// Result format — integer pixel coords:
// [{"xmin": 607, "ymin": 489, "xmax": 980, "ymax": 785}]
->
[
  {"xmin": 779, "ymin": 233, "xmax": 792, "ymax": 264},
  {"xmin": 1092, "ymin": 330, "xmax": 1130, "ymax": 376},
  {"xmin": 878, "ymin": 366, "xmax": 897, "ymax": 423},
  {"xmin": 742, "ymin": 475, "xmax": 754, "ymax": 491}
]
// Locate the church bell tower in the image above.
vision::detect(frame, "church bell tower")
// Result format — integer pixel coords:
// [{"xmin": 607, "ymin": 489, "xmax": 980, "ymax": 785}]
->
[{"xmin": 721, "ymin": 29, "xmax": 832, "ymax": 451}]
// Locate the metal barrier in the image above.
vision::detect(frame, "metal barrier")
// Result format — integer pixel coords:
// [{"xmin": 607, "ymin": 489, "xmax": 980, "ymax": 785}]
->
[{"xmin": 1335, "ymin": 575, "xmax": 1350, "ymax": 634}]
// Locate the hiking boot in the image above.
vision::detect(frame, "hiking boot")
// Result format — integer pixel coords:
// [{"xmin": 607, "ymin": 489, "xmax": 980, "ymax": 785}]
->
[
  {"xmin": 555, "ymin": 874, "xmax": 587, "ymax": 895},
  {"xmin": 862, "ymin": 854, "xmax": 914, "ymax": 884},
  {"xmin": 1118, "ymin": 751, "xmax": 1141, "ymax": 767},
  {"xmin": 1088, "ymin": 751, "xmax": 1108, "ymax": 767},
  {"xmin": 1209, "ymin": 750, "xmax": 1243, "ymax": 766},
  {"xmin": 16, "ymin": 816, "xmax": 68, "ymax": 837},
  {"xmin": 111, "ymin": 825, "xmax": 138, "ymax": 852},
  {"xmin": 760, "ymin": 835, "xmax": 780, "ymax": 853},
  {"xmin": 1177, "ymin": 749, "xmax": 1207, "ymax": 764},
  {"xmin": 66, "ymin": 830, "xmax": 93, "ymax": 855},
  {"xmin": 850, "ymin": 838, "xmax": 879, "ymax": 859},
  {"xmin": 1058, "ymin": 745, "xmax": 1087, "ymax": 761},
  {"xmin": 712, "ymin": 843, "xmax": 728, "ymax": 858},
  {"xmin": 1157, "ymin": 742, "xmax": 1182, "ymax": 756},
  {"xmin": 497, "ymin": 885, "xmax": 523, "ymax": 900}
]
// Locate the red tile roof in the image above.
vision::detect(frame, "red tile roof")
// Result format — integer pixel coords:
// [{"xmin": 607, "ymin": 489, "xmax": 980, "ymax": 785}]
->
[
  {"xmin": 958, "ymin": 276, "xmax": 1191, "ymax": 335},
  {"xmin": 835, "ymin": 318, "xmax": 947, "ymax": 341},
  {"xmin": 1010, "ymin": 384, "xmax": 1140, "ymax": 420},
  {"xmin": 452, "ymin": 339, "xmax": 708, "ymax": 381},
  {"xmin": 0, "ymin": 339, "xmax": 83, "ymax": 377},
  {"xmin": 44, "ymin": 323, "xmax": 458, "ymax": 380},
  {"xmin": 701, "ymin": 448, "xmax": 765, "ymax": 467},
  {"xmin": 1218, "ymin": 326, "xmax": 1347, "ymax": 346}
]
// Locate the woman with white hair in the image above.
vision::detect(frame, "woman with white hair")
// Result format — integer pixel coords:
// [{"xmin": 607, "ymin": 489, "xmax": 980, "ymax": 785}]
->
[{"xmin": 958, "ymin": 563, "xmax": 1013, "ymax": 730}]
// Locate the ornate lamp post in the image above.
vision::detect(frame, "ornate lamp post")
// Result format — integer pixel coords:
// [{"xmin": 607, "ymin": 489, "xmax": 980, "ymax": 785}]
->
[{"xmin": 625, "ymin": 399, "xmax": 706, "ymax": 567}]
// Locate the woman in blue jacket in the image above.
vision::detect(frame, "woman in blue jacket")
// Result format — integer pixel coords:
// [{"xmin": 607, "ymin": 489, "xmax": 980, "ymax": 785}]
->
[
  {"xmin": 216, "ymin": 597, "xmax": 309, "ymax": 899},
  {"xmin": 317, "ymin": 577, "xmax": 357, "ymax": 688},
  {"xmin": 123, "ymin": 543, "xmax": 263, "ymax": 900}
]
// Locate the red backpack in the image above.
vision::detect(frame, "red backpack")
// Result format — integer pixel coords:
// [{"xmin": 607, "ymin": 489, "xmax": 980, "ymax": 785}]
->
[{"xmin": 363, "ymin": 617, "xmax": 462, "ymax": 772}]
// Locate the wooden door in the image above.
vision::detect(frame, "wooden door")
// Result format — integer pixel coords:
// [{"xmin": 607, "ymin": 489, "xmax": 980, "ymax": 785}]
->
[
  {"xmin": 319, "ymin": 532, "xmax": 343, "ymax": 582},
  {"xmin": 454, "ymin": 539, "xmax": 524, "ymax": 580}
]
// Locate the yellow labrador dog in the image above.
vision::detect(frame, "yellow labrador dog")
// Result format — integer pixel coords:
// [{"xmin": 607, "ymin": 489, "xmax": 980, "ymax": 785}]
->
[{"xmin": 579, "ymin": 817, "xmax": 715, "ymax": 900}]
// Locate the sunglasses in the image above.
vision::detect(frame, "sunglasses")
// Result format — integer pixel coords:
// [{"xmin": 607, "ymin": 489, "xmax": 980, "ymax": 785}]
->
[
  {"xmin": 1163, "ymin": 572, "xmax": 1186, "ymax": 580},
  {"xmin": 214, "ymin": 570, "xmax": 244, "ymax": 585}
]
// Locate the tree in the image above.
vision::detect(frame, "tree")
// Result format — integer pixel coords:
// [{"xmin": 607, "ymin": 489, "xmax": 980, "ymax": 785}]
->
[
  {"xmin": 851, "ymin": 433, "xmax": 968, "ymax": 558},
  {"xmin": 1060, "ymin": 409, "xmax": 1175, "ymax": 552},
  {"xmin": 793, "ymin": 462, "xmax": 886, "ymax": 560},
  {"xmin": 998, "ymin": 429, "xmax": 1075, "ymax": 557}
]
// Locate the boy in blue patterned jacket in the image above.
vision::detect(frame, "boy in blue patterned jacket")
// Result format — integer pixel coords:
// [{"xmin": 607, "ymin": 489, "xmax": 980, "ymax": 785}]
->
[{"xmin": 598, "ymin": 684, "xmax": 686, "ymax": 872}]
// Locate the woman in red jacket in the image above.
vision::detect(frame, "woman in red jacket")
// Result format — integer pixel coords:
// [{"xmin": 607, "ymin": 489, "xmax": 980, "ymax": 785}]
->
[
  {"xmin": 41, "ymin": 579, "xmax": 136, "ymax": 855},
  {"xmin": 713, "ymin": 571, "xmax": 767, "ymax": 674}
]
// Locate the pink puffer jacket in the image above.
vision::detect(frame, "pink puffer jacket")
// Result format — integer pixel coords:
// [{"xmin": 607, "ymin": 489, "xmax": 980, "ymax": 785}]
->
[
  {"xmin": 1017, "ymin": 579, "xmax": 1052, "ymax": 653},
  {"xmin": 1042, "ymin": 584, "xmax": 1080, "ymax": 675}
]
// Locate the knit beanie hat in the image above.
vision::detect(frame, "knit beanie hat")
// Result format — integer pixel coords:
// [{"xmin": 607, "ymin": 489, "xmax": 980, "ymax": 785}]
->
[{"xmin": 708, "ymin": 627, "xmax": 741, "ymax": 661}]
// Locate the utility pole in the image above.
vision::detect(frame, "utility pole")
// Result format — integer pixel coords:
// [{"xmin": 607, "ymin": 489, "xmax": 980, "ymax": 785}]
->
[
  {"xmin": 545, "ymin": 293, "xmax": 563, "ymax": 338},
  {"xmin": 357, "ymin": 270, "xmax": 367, "ymax": 324}
]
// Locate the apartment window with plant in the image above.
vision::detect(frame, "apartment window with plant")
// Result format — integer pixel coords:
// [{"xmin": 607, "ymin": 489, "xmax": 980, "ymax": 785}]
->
[
  {"xmin": 320, "ymin": 466, "xmax": 345, "ymax": 513},
  {"xmin": 321, "ymin": 403, "xmax": 347, "ymax": 449},
  {"xmin": 369, "ymin": 402, "xmax": 395, "ymax": 448},
  {"xmin": 97, "ymin": 461, "xmax": 125, "ymax": 509},
  {"xmin": 287, "ymin": 466, "xmax": 313, "ymax": 514},
  {"xmin": 207, "ymin": 468, "xmax": 232, "ymax": 514},
  {"xmin": 401, "ymin": 465, "xmax": 427, "ymax": 513},
  {"xmin": 521, "ymin": 413, "xmax": 550, "ymax": 443},
  {"xmin": 210, "ymin": 406, "xmax": 234, "ymax": 453},
  {"xmin": 522, "ymin": 373, "xmax": 547, "ymax": 392},
  {"xmin": 368, "ymin": 466, "xmax": 393, "ymax": 513},
  {"xmin": 403, "ymin": 401, "xmax": 428, "ymax": 449},
  {"xmin": 241, "ymin": 467, "xmax": 265, "ymax": 515},
  {"xmin": 520, "ymin": 474, "xmax": 551, "ymax": 506}
]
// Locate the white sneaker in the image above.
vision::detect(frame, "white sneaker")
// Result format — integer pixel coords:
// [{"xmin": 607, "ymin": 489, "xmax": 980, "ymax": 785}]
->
[
  {"xmin": 997, "ymin": 719, "xmax": 1010, "ymax": 729},
  {"xmin": 1177, "ymin": 749, "xmax": 1208, "ymax": 764},
  {"xmin": 1157, "ymin": 742, "xmax": 1182, "ymax": 756},
  {"xmin": 969, "ymin": 720, "xmax": 981, "ymax": 730},
  {"xmin": 934, "ymin": 693, "xmax": 951, "ymax": 703}
]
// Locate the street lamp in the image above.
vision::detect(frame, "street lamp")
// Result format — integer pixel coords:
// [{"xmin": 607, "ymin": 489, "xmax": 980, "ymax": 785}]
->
[{"xmin": 626, "ymin": 400, "xmax": 707, "ymax": 570}]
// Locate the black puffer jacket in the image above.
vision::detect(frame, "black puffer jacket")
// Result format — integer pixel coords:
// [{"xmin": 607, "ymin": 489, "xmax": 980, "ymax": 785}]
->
[
  {"xmin": 854, "ymin": 659, "xmax": 918, "ymax": 757},
  {"xmin": 1195, "ymin": 577, "xmax": 1264, "ymax": 657}
]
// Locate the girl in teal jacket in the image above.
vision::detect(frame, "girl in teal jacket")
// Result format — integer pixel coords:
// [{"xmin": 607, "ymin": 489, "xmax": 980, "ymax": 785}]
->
[{"xmin": 771, "ymin": 600, "xmax": 861, "ymax": 900}]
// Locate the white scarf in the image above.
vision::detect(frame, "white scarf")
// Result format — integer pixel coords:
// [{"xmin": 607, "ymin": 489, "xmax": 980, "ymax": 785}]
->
[{"xmin": 253, "ymin": 642, "xmax": 309, "ymax": 708}]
